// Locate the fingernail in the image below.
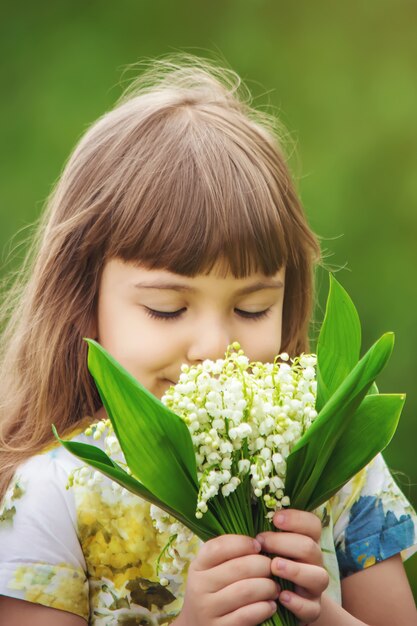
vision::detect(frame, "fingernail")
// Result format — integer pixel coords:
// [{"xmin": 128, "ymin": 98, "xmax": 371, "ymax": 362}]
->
[
  {"xmin": 253, "ymin": 538, "xmax": 262, "ymax": 552},
  {"xmin": 275, "ymin": 558, "xmax": 286, "ymax": 572},
  {"xmin": 275, "ymin": 513, "xmax": 285, "ymax": 526},
  {"xmin": 280, "ymin": 592, "xmax": 291, "ymax": 604},
  {"xmin": 255, "ymin": 534, "xmax": 264, "ymax": 548}
]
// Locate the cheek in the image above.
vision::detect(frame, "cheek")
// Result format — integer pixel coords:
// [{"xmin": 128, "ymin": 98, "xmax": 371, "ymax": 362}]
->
[
  {"xmin": 97, "ymin": 301, "xmax": 180, "ymax": 375},
  {"xmin": 241, "ymin": 316, "xmax": 283, "ymax": 362},
  {"xmin": 258, "ymin": 334, "xmax": 283, "ymax": 362},
  {"xmin": 97, "ymin": 300, "xmax": 149, "ymax": 367}
]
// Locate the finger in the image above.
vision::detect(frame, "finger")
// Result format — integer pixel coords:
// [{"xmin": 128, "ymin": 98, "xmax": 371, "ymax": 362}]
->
[
  {"xmin": 223, "ymin": 600, "xmax": 278, "ymax": 626},
  {"xmin": 204, "ymin": 553, "xmax": 272, "ymax": 592},
  {"xmin": 215, "ymin": 577, "xmax": 280, "ymax": 615},
  {"xmin": 271, "ymin": 557, "xmax": 329, "ymax": 597},
  {"xmin": 273, "ymin": 509, "xmax": 322, "ymax": 542},
  {"xmin": 278, "ymin": 589, "xmax": 322, "ymax": 624},
  {"xmin": 256, "ymin": 531, "xmax": 323, "ymax": 566},
  {"xmin": 194, "ymin": 534, "xmax": 262, "ymax": 570}
]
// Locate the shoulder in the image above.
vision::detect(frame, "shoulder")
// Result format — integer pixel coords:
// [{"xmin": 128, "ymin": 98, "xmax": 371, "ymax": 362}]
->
[
  {"xmin": 1, "ymin": 428, "xmax": 95, "ymax": 526},
  {"xmin": 0, "ymin": 426, "xmax": 95, "ymax": 556},
  {"xmin": 328, "ymin": 453, "xmax": 417, "ymax": 578},
  {"xmin": 0, "ymin": 429, "xmax": 93, "ymax": 620}
]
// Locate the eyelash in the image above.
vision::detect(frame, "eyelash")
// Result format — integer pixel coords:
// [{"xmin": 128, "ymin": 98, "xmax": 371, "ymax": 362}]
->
[{"xmin": 144, "ymin": 307, "xmax": 271, "ymax": 322}]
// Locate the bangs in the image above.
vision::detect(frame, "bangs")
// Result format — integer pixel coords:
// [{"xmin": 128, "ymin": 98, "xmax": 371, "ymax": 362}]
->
[{"xmin": 104, "ymin": 106, "xmax": 294, "ymax": 278}]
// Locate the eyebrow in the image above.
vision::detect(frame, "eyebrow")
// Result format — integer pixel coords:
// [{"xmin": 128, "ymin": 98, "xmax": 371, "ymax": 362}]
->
[{"xmin": 133, "ymin": 279, "xmax": 284, "ymax": 296}]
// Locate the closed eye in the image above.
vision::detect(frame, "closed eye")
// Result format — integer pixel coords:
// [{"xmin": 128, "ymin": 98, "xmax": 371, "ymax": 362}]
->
[
  {"xmin": 144, "ymin": 307, "xmax": 271, "ymax": 321},
  {"xmin": 144, "ymin": 307, "xmax": 186, "ymax": 320},
  {"xmin": 235, "ymin": 308, "xmax": 271, "ymax": 321}
]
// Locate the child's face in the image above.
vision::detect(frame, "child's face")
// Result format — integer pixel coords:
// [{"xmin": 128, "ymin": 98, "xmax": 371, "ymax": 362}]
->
[{"xmin": 93, "ymin": 258, "xmax": 285, "ymax": 399}]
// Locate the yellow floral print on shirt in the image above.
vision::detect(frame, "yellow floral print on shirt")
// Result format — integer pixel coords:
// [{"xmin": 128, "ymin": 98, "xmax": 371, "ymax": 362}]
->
[
  {"xmin": 72, "ymin": 472, "xmax": 200, "ymax": 624},
  {"xmin": 9, "ymin": 562, "xmax": 89, "ymax": 620},
  {"xmin": 0, "ymin": 479, "xmax": 25, "ymax": 523}
]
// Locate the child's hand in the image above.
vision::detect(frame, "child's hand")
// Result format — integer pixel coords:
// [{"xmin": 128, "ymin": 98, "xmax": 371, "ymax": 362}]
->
[
  {"xmin": 176, "ymin": 534, "xmax": 280, "ymax": 626},
  {"xmin": 256, "ymin": 509, "xmax": 329, "ymax": 625}
]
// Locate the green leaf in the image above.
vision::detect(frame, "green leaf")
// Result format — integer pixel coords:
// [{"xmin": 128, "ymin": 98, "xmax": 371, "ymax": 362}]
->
[
  {"xmin": 299, "ymin": 393, "xmax": 405, "ymax": 511},
  {"xmin": 53, "ymin": 426, "xmax": 215, "ymax": 541},
  {"xmin": 53, "ymin": 426, "xmax": 159, "ymax": 502},
  {"xmin": 316, "ymin": 274, "xmax": 361, "ymax": 412},
  {"xmin": 285, "ymin": 332, "xmax": 395, "ymax": 505},
  {"xmin": 85, "ymin": 339, "xmax": 223, "ymax": 538}
]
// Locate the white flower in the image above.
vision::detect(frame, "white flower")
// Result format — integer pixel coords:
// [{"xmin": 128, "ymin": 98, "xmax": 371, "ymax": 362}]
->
[
  {"xmin": 238, "ymin": 459, "xmax": 250, "ymax": 474},
  {"xmin": 260, "ymin": 448, "xmax": 272, "ymax": 461},
  {"xmin": 303, "ymin": 366, "xmax": 316, "ymax": 381},
  {"xmin": 160, "ymin": 345, "xmax": 317, "ymax": 519}
]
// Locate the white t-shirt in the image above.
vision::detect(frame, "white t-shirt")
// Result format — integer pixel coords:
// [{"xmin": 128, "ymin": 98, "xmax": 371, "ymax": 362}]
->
[{"xmin": 1, "ymin": 424, "xmax": 416, "ymax": 625}]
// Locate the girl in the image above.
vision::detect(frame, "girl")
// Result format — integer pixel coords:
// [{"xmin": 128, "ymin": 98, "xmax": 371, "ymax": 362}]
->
[{"xmin": 0, "ymin": 56, "xmax": 416, "ymax": 626}]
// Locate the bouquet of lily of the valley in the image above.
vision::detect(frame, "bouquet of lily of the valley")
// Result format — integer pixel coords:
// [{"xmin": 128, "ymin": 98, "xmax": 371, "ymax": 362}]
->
[{"xmin": 55, "ymin": 274, "xmax": 405, "ymax": 626}]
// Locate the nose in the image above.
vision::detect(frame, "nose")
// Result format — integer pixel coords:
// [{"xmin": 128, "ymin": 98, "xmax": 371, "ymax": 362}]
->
[{"xmin": 186, "ymin": 319, "xmax": 232, "ymax": 363}]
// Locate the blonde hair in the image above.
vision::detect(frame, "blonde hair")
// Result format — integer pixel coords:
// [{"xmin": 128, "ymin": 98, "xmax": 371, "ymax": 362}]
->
[{"xmin": 0, "ymin": 55, "xmax": 321, "ymax": 502}]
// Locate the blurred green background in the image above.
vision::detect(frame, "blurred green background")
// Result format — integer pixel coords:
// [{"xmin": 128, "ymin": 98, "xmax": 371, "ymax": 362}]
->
[{"xmin": 1, "ymin": 0, "xmax": 416, "ymax": 597}]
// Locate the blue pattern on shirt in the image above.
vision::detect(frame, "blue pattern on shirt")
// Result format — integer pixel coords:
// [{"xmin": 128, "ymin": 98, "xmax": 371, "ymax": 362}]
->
[{"xmin": 337, "ymin": 495, "xmax": 415, "ymax": 577}]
